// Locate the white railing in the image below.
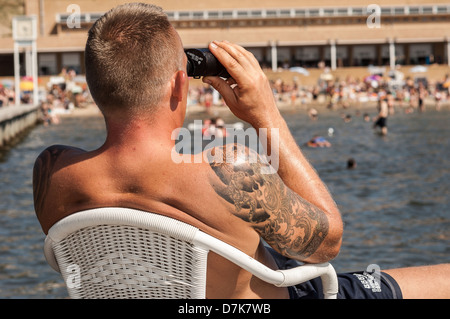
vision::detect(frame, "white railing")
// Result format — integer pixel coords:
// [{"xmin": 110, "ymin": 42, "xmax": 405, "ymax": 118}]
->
[{"xmin": 55, "ymin": 4, "xmax": 450, "ymax": 24}]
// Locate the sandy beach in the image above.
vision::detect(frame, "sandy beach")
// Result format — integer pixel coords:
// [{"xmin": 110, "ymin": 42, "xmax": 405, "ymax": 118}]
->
[{"xmin": 60, "ymin": 94, "xmax": 449, "ymax": 120}]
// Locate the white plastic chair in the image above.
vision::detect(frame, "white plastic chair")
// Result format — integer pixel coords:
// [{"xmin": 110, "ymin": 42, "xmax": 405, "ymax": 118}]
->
[{"xmin": 44, "ymin": 207, "xmax": 338, "ymax": 299}]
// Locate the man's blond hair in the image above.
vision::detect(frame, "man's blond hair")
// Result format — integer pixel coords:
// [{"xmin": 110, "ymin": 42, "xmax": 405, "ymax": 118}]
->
[{"xmin": 85, "ymin": 3, "xmax": 183, "ymax": 116}]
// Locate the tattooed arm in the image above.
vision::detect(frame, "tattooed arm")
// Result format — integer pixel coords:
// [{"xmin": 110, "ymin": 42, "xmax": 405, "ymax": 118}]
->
[
  {"xmin": 203, "ymin": 41, "xmax": 343, "ymax": 263},
  {"xmin": 208, "ymin": 144, "xmax": 338, "ymax": 263}
]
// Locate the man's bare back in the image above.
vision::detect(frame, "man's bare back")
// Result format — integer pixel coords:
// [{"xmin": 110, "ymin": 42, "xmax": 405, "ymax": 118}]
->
[{"xmin": 34, "ymin": 140, "xmax": 294, "ymax": 298}]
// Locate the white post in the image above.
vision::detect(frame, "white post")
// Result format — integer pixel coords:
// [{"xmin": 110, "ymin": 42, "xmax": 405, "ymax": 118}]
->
[
  {"xmin": 389, "ymin": 39, "xmax": 396, "ymax": 70},
  {"xmin": 330, "ymin": 40, "xmax": 337, "ymax": 70},
  {"xmin": 447, "ymin": 39, "xmax": 450, "ymax": 67},
  {"xmin": 271, "ymin": 41, "xmax": 278, "ymax": 71},
  {"xmin": 32, "ymin": 40, "xmax": 39, "ymax": 105},
  {"xmin": 14, "ymin": 42, "xmax": 20, "ymax": 106},
  {"xmin": 25, "ymin": 48, "xmax": 33, "ymax": 76}
]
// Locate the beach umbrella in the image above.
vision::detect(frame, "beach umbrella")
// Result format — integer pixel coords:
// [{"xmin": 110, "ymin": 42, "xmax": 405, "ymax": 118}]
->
[
  {"xmin": 368, "ymin": 66, "xmax": 385, "ymax": 75},
  {"xmin": 20, "ymin": 80, "xmax": 34, "ymax": 91},
  {"xmin": 320, "ymin": 73, "xmax": 333, "ymax": 81},
  {"xmin": 289, "ymin": 67, "xmax": 310, "ymax": 76},
  {"xmin": 364, "ymin": 74, "xmax": 382, "ymax": 82},
  {"xmin": 1, "ymin": 79, "xmax": 13, "ymax": 88},
  {"xmin": 73, "ymin": 75, "xmax": 87, "ymax": 83},
  {"xmin": 410, "ymin": 65, "xmax": 428, "ymax": 73},
  {"xmin": 49, "ymin": 76, "xmax": 65, "ymax": 85}
]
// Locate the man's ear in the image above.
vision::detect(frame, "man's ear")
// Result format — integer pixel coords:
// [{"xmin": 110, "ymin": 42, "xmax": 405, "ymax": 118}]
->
[{"xmin": 172, "ymin": 70, "xmax": 187, "ymax": 103}]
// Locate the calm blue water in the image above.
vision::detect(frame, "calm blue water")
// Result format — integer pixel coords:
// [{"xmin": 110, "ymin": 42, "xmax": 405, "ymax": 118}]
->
[{"xmin": 0, "ymin": 105, "xmax": 448, "ymax": 298}]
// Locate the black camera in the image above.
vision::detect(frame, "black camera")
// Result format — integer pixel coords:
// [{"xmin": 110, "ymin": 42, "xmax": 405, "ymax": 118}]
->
[{"xmin": 185, "ymin": 48, "xmax": 230, "ymax": 79}]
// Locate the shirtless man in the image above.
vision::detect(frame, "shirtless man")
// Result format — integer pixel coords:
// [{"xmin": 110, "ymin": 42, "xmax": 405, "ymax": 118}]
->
[
  {"xmin": 373, "ymin": 92, "xmax": 389, "ymax": 135},
  {"xmin": 33, "ymin": 3, "xmax": 449, "ymax": 299}
]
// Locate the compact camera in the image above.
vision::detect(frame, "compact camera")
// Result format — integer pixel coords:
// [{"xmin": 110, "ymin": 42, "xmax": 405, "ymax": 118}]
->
[{"xmin": 185, "ymin": 48, "xmax": 230, "ymax": 79}]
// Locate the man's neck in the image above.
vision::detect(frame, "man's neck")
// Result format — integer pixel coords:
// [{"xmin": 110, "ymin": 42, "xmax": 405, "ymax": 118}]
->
[{"xmin": 102, "ymin": 112, "xmax": 182, "ymax": 152}]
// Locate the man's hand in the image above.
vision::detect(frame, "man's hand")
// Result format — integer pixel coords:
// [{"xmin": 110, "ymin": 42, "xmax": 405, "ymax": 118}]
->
[{"xmin": 202, "ymin": 41, "xmax": 279, "ymax": 127}]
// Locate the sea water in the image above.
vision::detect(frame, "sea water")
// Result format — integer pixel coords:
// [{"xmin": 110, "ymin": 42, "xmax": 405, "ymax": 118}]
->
[{"xmin": 0, "ymin": 106, "xmax": 448, "ymax": 298}]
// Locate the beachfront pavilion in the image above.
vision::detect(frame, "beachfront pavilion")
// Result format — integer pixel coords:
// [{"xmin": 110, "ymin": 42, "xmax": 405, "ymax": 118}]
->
[{"xmin": 1, "ymin": 0, "xmax": 450, "ymax": 78}]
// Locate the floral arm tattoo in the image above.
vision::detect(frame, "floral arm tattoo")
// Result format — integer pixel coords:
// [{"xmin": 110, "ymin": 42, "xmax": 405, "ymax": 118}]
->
[{"xmin": 208, "ymin": 144, "xmax": 329, "ymax": 260}]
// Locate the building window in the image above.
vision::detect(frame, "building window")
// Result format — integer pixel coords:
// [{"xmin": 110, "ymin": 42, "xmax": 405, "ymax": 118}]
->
[
  {"xmin": 437, "ymin": 6, "xmax": 448, "ymax": 14},
  {"xmin": 394, "ymin": 7, "xmax": 405, "ymax": 15},
  {"xmin": 295, "ymin": 9, "xmax": 306, "ymax": 17},
  {"xmin": 179, "ymin": 12, "xmax": 190, "ymax": 19},
  {"xmin": 309, "ymin": 9, "xmax": 319, "ymax": 17},
  {"xmin": 422, "ymin": 7, "xmax": 433, "ymax": 14},
  {"xmin": 337, "ymin": 8, "xmax": 348, "ymax": 16},
  {"xmin": 279, "ymin": 9, "xmax": 291, "ymax": 17},
  {"xmin": 409, "ymin": 7, "xmax": 420, "ymax": 14},
  {"xmin": 208, "ymin": 11, "xmax": 219, "ymax": 19},
  {"xmin": 62, "ymin": 52, "xmax": 81, "ymax": 74},
  {"xmin": 352, "ymin": 8, "xmax": 364, "ymax": 16},
  {"xmin": 324, "ymin": 8, "xmax": 334, "ymax": 16},
  {"xmin": 409, "ymin": 43, "xmax": 433, "ymax": 64},
  {"xmin": 192, "ymin": 11, "xmax": 204, "ymax": 19},
  {"xmin": 38, "ymin": 53, "xmax": 58, "ymax": 75},
  {"xmin": 352, "ymin": 45, "xmax": 377, "ymax": 66}
]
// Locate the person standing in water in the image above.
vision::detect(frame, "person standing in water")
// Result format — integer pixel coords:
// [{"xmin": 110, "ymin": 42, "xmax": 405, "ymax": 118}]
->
[{"xmin": 373, "ymin": 91, "xmax": 389, "ymax": 135}]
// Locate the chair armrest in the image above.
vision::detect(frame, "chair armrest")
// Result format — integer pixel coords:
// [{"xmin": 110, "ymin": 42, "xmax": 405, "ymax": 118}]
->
[
  {"xmin": 44, "ymin": 236, "xmax": 60, "ymax": 272},
  {"xmin": 275, "ymin": 263, "xmax": 338, "ymax": 299}
]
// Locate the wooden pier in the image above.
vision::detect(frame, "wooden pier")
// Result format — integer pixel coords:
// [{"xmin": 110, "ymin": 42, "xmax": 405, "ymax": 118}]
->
[{"xmin": 0, "ymin": 104, "xmax": 40, "ymax": 147}]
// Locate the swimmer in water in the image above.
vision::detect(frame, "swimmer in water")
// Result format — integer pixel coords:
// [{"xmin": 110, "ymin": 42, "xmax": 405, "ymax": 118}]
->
[{"xmin": 307, "ymin": 135, "xmax": 331, "ymax": 148}]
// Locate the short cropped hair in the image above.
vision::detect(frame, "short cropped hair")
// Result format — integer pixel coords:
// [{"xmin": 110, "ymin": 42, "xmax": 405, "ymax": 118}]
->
[{"xmin": 85, "ymin": 3, "xmax": 183, "ymax": 115}]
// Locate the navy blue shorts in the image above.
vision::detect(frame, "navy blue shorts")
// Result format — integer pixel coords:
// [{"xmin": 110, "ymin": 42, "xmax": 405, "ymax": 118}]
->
[{"xmin": 268, "ymin": 248, "xmax": 403, "ymax": 299}]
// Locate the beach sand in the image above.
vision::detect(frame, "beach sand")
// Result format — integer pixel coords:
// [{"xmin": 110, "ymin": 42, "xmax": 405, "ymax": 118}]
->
[{"xmin": 60, "ymin": 91, "xmax": 449, "ymax": 119}]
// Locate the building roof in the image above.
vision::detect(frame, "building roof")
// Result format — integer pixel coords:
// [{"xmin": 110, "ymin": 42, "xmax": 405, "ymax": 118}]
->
[{"xmin": 0, "ymin": 0, "xmax": 449, "ymax": 53}]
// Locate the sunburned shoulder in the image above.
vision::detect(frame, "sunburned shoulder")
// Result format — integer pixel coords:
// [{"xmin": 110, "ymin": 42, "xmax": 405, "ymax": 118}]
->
[
  {"xmin": 37, "ymin": 144, "xmax": 86, "ymax": 156},
  {"xmin": 33, "ymin": 145, "xmax": 87, "ymax": 215}
]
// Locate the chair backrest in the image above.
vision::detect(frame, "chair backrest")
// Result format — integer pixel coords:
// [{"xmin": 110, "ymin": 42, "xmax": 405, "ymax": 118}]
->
[{"xmin": 44, "ymin": 207, "xmax": 338, "ymax": 299}]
